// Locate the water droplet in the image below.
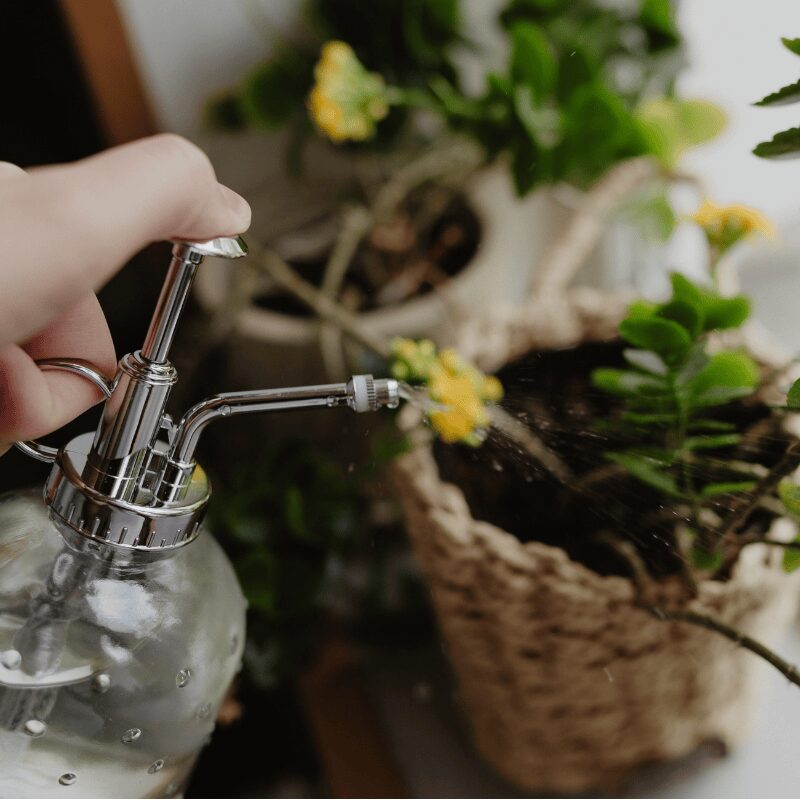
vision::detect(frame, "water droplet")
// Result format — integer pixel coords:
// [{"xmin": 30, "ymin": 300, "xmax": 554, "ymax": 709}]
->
[
  {"xmin": 491, "ymin": 459, "xmax": 504, "ymax": 472},
  {"xmin": 58, "ymin": 773, "xmax": 77, "ymax": 786},
  {"xmin": 121, "ymin": 728, "xmax": 141, "ymax": 743},
  {"xmin": 91, "ymin": 673, "xmax": 111, "ymax": 693},
  {"xmin": 229, "ymin": 632, "xmax": 239, "ymax": 655},
  {"xmin": 166, "ymin": 781, "xmax": 180, "ymax": 795},
  {"xmin": 197, "ymin": 702, "xmax": 212, "ymax": 719},
  {"xmin": 24, "ymin": 719, "xmax": 47, "ymax": 738},
  {"xmin": 175, "ymin": 668, "xmax": 191, "ymax": 688},
  {"xmin": 1, "ymin": 649, "xmax": 21, "ymax": 669},
  {"xmin": 147, "ymin": 759, "xmax": 164, "ymax": 774}
]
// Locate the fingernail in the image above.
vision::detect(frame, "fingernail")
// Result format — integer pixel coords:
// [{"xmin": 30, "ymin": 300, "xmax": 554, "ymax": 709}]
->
[
  {"xmin": 0, "ymin": 442, "xmax": 10, "ymax": 458},
  {"xmin": 219, "ymin": 185, "xmax": 251, "ymax": 232}
]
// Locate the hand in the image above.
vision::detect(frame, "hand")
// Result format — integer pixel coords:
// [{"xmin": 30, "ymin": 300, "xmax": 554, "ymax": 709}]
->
[{"xmin": 0, "ymin": 134, "xmax": 251, "ymax": 456}]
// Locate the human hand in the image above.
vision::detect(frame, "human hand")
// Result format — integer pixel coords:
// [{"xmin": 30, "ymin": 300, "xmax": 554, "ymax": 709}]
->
[{"xmin": 0, "ymin": 134, "xmax": 251, "ymax": 456}]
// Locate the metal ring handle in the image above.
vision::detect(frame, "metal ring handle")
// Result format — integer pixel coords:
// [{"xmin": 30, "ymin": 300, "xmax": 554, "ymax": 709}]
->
[{"xmin": 14, "ymin": 359, "xmax": 114, "ymax": 463}]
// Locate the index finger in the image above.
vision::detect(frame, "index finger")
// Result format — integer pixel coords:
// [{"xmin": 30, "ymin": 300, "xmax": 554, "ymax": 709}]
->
[{"xmin": 0, "ymin": 134, "xmax": 251, "ymax": 347}]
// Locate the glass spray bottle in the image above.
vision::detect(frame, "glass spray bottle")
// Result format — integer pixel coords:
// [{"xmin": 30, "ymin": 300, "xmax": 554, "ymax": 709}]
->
[{"xmin": 0, "ymin": 237, "xmax": 399, "ymax": 797}]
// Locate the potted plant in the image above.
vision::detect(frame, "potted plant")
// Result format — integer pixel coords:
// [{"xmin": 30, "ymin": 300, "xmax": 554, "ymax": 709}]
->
[
  {"xmin": 390, "ymin": 201, "xmax": 800, "ymax": 792},
  {"xmin": 194, "ymin": 0, "xmax": 722, "ymax": 389}
]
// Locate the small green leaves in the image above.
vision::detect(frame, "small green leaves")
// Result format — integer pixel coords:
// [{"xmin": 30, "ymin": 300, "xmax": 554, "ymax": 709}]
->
[
  {"xmin": 754, "ymin": 127, "xmax": 800, "ymax": 159},
  {"xmin": 783, "ymin": 546, "xmax": 800, "ymax": 573},
  {"xmin": 701, "ymin": 481, "xmax": 756, "ymax": 497},
  {"xmin": 619, "ymin": 316, "xmax": 691, "ymax": 364},
  {"xmin": 596, "ymin": 272, "xmax": 761, "ymax": 512},
  {"xmin": 754, "ymin": 78, "xmax": 800, "ymax": 107},
  {"xmin": 779, "ymin": 479, "xmax": 800, "ymax": 517},
  {"xmin": 782, "ymin": 37, "xmax": 800, "ymax": 56},
  {"xmin": 690, "ymin": 543, "xmax": 723, "ymax": 572},
  {"xmin": 510, "ymin": 22, "xmax": 557, "ymax": 101},
  {"xmin": 754, "ymin": 37, "xmax": 800, "ymax": 158},
  {"xmin": 591, "ymin": 368, "xmax": 665, "ymax": 396},
  {"xmin": 787, "ymin": 378, "xmax": 800, "ymax": 409},
  {"xmin": 636, "ymin": 97, "xmax": 727, "ymax": 168},
  {"xmin": 685, "ymin": 351, "xmax": 759, "ymax": 408},
  {"xmin": 606, "ymin": 452, "xmax": 682, "ymax": 497}
]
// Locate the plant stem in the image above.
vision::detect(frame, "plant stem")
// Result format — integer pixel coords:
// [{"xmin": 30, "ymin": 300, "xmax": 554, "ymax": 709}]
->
[
  {"xmin": 650, "ymin": 607, "xmax": 800, "ymax": 688},
  {"xmin": 247, "ymin": 240, "xmax": 391, "ymax": 359},
  {"xmin": 717, "ymin": 441, "xmax": 800, "ymax": 543},
  {"xmin": 599, "ymin": 533, "xmax": 800, "ymax": 689}
]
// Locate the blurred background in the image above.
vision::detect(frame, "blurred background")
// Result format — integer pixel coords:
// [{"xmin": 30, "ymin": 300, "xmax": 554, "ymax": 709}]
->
[{"xmin": 2, "ymin": 1, "xmax": 800, "ymax": 797}]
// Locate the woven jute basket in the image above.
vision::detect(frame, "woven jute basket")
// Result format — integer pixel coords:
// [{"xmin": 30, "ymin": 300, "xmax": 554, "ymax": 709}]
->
[{"xmin": 394, "ymin": 279, "xmax": 800, "ymax": 792}]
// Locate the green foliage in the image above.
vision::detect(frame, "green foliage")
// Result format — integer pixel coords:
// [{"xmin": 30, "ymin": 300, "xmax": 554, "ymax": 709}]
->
[
  {"xmin": 754, "ymin": 35, "xmax": 800, "ymax": 158},
  {"xmin": 636, "ymin": 98, "xmax": 727, "ymax": 169},
  {"xmin": 787, "ymin": 378, "xmax": 800, "ymax": 409},
  {"xmin": 205, "ymin": 0, "xmax": 463, "ymax": 148},
  {"xmin": 593, "ymin": 273, "xmax": 760, "ymax": 550},
  {"xmin": 208, "ymin": 440, "xmax": 366, "ymax": 683}
]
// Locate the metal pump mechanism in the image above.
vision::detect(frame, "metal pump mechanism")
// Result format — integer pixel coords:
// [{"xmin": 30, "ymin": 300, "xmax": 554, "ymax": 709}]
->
[{"xmin": 14, "ymin": 238, "xmax": 399, "ymax": 552}]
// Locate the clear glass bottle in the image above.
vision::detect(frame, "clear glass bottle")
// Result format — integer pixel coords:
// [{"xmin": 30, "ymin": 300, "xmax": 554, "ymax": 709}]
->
[
  {"xmin": 0, "ymin": 237, "xmax": 398, "ymax": 798},
  {"xmin": 0, "ymin": 491, "xmax": 245, "ymax": 798}
]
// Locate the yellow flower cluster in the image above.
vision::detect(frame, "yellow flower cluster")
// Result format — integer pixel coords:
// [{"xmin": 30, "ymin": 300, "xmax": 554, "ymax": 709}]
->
[
  {"xmin": 307, "ymin": 41, "xmax": 389, "ymax": 143},
  {"xmin": 390, "ymin": 338, "xmax": 503, "ymax": 446},
  {"xmin": 691, "ymin": 199, "xmax": 775, "ymax": 255}
]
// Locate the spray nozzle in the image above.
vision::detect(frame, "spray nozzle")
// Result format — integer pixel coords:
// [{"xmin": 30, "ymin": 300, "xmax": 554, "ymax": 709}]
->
[{"xmin": 14, "ymin": 238, "xmax": 400, "ymax": 551}]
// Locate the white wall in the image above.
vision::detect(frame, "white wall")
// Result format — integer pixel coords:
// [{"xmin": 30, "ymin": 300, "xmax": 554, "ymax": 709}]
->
[{"xmin": 116, "ymin": 0, "xmax": 300, "ymax": 134}]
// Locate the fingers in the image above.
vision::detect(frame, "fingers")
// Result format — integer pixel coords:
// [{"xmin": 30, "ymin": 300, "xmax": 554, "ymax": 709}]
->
[
  {"xmin": 0, "ymin": 293, "xmax": 116, "ymax": 446},
  {"xmin": 0, "ymin": 134, "xmax": 250, "ymax": 348}
]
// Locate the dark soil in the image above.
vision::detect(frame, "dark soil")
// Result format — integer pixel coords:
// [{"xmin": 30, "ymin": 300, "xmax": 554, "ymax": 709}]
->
[
  {"xmin": 434, "ymin": 341, "xmax": 788, "ymax": 580},
  {"xmin": 255, "ymin": 188, "xmax": 481, "ymax": 317}
]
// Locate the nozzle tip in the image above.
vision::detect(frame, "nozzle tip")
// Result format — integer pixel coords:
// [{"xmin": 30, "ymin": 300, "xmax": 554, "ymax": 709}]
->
[{"xmin": 347, "ymin": 375, "xmax": 400, "ymax": 412}]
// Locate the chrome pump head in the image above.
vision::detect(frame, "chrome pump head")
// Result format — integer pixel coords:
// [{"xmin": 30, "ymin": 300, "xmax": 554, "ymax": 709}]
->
[{"xmin": 15, "ymin": 238, "xmax": 400, "ymax": 553}]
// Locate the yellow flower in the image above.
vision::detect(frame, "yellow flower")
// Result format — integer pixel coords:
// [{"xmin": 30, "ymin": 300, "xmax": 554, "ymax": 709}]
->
[
  {"xmin": 428, "ymin": 368, "xmax": 490, "ymax": 444},
  {"xmin": 307, "ymin": 41, "xmax": 389, "ymax": 143},
  {"xmin": 691, "ymin": 199, "xmax": 775, "ymax": 254},
  {"xmin": 389, "ymin": 338, "xmax": 503, "ymax": 445}
]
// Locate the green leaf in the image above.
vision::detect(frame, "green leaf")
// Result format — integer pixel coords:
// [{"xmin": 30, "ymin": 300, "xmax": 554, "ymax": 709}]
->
[
  {"xmin": 658, "ymin": 299, "xmax": 702, "ymax": 339},
  {"xmin": 606, "ymin": 451, "xmax": 682, "ymax": 497},
  {"xmin": 687, "ymin": 419, "xmax": 736, "ymax": 432},
  {"xmin": 619, "ymin": 316, "xmax": 691, "ymax": 364},
  {"xmin": 236, "ymin": 551, "xmax": 277, "ymax": 613},
  {"xmin": 754, "ymin": 78, "xmax": 800, "ymax": 107},
  {"xmin": 782, "ymin": 37, "xmax": 800, "ymax": 56},
  {"xmin": 691, "ymin": 544, "xmax": 723, "ymax": 572},
  {"xmin": 676, "ymin": 342, "xmax": 711, "ymax": 385},
  {"xmin": 783, "ymin": 547, "xmax": 800, "ymax": 573},
  {"xmin": 622, "ymin": 411, "xmax": 678, "ymax": 425},
  {"xmin": 701, "ymin": 294, "xmax": 750, "ymax": 331},
  {"xmin": 239, "ymin": 51, "xmax": 313, "ymax": 129},
  {"xmin": 684, "ymin": 433, "xmax": 741, "ymax": 451},
  {"xmin": 671, "ymin": 272, "xmax": 703, "ymax": 306},
  {"xmin": 640, "ymin": 0, "xmax": 678, "ymax": 41},
  {"xmin": 591, "ymin": 367, "xmax": 666, "ymax": 396},
  {"xmin": 700, "ymin": 481, "xmax": 757, "ymax": 497},
  {"xmin": 636, "ymin": 97, "xmax": 727, "ymax": 168},
  {"xmin": 513, "ymin": 86, "xmax": 561, "ymax": 146},
  {"xmin": 787, "ymin": 378, "xmax": 800, "ymax": 409},
  {"xmin": 623, "ymin": 348, "xmax": 668, "ymax": 376},
  {"xmin": 753, "ymin": 127, "xmax": 800, "ymax": 159},
  {"xmin": 779, "ymin": 479, "xmax": 800, "ymax": 517},
  {"xmin": 686, "ymin": 351, "xmax": 759, "ymax": 408},
  {"xmin": 510, "ymin": 22, "xmax": 557, "ymax": 101}
]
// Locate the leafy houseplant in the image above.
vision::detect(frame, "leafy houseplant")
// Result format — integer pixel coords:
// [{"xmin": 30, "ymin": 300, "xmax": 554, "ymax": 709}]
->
[
  {"xmin": 197, "ymin": 0, "xmax": 723, "ymax": 392},
  {"xmin": 388, "ymin": 199, "xmax": 800, "ymax": 791},
  {"xmin": 753, "ymin": 35, "xmax": 800, "ymax": 158}
]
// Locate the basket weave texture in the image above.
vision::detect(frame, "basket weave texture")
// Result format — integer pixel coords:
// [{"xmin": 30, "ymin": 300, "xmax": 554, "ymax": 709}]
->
[{"xmin": 394, "ymin": 287, "xmax": 800, "ymax": 792}]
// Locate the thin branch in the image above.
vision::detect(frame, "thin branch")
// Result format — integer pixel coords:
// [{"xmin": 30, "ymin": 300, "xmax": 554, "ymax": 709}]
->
[
  {"xmin": 650, "ymin": 607, "xmax": 800, "ymax": 689},
  {"xmin": 598, "ymin": 535, "xmax": 800, "ymax": 689},
  {"xmin": 717, "ymin": 441, "xmax": 800, "ymax": 542},
  {"xmin": 246, "ymin": 240, "xmax": 391, "ymax": 360}
]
